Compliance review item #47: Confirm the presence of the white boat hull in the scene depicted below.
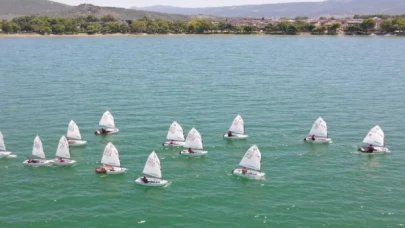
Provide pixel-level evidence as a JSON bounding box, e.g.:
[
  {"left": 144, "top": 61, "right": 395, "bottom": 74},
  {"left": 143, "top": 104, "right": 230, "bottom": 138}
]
[
  {"left": 52, "top": 159, "right": 76, "bottom": 166},
  {"left": 223, "top": 134, "right": 248, "bottom": 139},
  {"left": 304, "top": 137, "right": 332, "bottom": 144},
  {"left": 0, "top": 151, "right": 13, "bottom": 158},
  {"left": 135, "top": 177, "right": 169, "bottom": 187},
  {"left": 95, "top": 166, "right": 127, "bottom": 174},
  {"left": 180, "top": 150, "right": 208, "bottom": 157},
  {"left": 358, "top": 146, "right": 390, "bottom": 154},
  {"left": 68, "top": 139, "right": 87, "bottom": 147},
  {"left": 95, "top": 128, "right": 119, "bottom": 135},
  {"left": 232, "top": 168, "right": 265, "bottom": 180},
  {"left": 23, "top": 159, "right": 52, "bottom": 166},
  {"left": 162, "top": 141, "right": 185, "bottom": 147}
]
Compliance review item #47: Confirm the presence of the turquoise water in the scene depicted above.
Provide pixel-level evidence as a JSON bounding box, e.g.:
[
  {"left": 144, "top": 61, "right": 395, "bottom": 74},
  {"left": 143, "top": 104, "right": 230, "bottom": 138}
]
[{"left": 0, "top": 36, "right": 404, "bottom": 227}]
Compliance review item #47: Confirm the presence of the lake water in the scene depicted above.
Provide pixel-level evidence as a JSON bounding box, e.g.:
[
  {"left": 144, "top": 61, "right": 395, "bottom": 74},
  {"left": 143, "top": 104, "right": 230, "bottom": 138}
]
[{"left": 0, "top": 36, "right": 404, "bottom": 228}]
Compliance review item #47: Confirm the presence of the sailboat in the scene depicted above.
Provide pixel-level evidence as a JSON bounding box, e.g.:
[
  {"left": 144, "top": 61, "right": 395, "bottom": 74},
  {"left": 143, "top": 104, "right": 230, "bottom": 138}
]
[
  {"left": 180, "top": 128, "right": 208, "bottom": 157},
  {"left": 22, "top": 135, "right": 52, "bottom": 166},
  {"left": 95, "top": 142, "right": 127, "bottom": 174},
  {"left": 67, "top": 120, "right": 87, "bottom": 146},
  {"left": 162, "top": 121, "right": 185, "bottom": 147},
  {"left": 232, "top": 145, "right": 265, "bottom": 180},
  {"left": 0, "top": 131, "right": 16, "bottom": 158},
  {"left": 95, "top": 111, "right": 119, "bottom": 135},
  {"left": 304, "top": 117, "right": 332, "bottom": 143},
  {"left": 223, "top": 115, "right": 248, "bottom": 139},
  {"left": 135, "top": 151, "right": 169, "bottom": 187},
  {"left": 52, "top": 136, "right": 76, "bottom": 166},
  {"left": 358, "top": 125, "right": 389, "bottom": 153}
]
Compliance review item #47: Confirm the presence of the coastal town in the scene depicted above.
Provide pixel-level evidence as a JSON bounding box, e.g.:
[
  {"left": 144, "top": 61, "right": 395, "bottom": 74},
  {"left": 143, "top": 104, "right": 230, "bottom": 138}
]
[{"left": 1, "top": 10, "right": 405, "bottom": 36}]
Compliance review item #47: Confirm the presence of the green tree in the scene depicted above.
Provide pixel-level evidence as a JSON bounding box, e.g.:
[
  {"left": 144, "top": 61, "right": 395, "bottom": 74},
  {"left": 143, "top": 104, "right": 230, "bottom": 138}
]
[
  {"left": 380, "top": 20, "right": 394, "bottom": 32},
  {"left": 101, "top": 15, "right": 116, "bottom": 23},
  {"left": 218, "top": 21, "right": 228, "bottom": 32},
  {"left": 86, "top": 15, "right": 99, "bottom": 22},
  {"left": 295, "top": 16, "right": 309, "bottom": 21},
  {"left": 86, "top": 24, "right": 99, "bottom": 34},
  {"left": 130, "top": 20, "right": 147, "bottom": 33},
  {"left": 120, "top": 24, "right": 130, "bottom": 33},
  {"left": 276, "top": 21, "right": 289, "bottom": 33},
  {"left": 30, "top": 16, "right": 51, "bottom": 34},
  {"left": 233, "top": 25, "right": 243, "bottom": 33},
  {"left": 360, "top": 18, "right": 376, "bottom": 33},
  {"left": 393, "top": 18, "right": 405, "bottom": 33},
  {"left": 345, "top": 24, "right": 361, "bottom": 33},
  {"left": 243, "top": 26, "right": 254, "bottom": 33},
  {"left": 328, "top": 22, "right": 341, "bottom": 34},
  {"left": 52, "top": 23, "right": 65, "bottom": 34},
  {"left": 287, "top": 24, "right": 298, "bottom": 34},
  {"left": 312, "top": 26, "right": 326, "bottom": 34},
  {"left": 1, "top": 21, "right": 21, "bottom": 33},
  {"left": 169, "top": 20, "right": 187, "bottom": 33},
  {"left": 264, "top": 23, "right": 275, "bottom": 33},
  {"left": 64, "top": 18, "right": 79, "bottom": 34},
  {"left": 12, "top": 16, "right": 35, "bottom": 32}
]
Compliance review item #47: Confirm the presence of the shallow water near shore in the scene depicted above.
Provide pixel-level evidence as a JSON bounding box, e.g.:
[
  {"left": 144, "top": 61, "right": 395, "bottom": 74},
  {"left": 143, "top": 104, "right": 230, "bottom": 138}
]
[{"left": 0, "top": 36, "right": 404, "bottom": 227}]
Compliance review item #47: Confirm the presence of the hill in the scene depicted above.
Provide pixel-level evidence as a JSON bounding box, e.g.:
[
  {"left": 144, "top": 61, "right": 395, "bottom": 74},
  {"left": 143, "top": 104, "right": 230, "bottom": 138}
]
[
  {"left": 136, "top": 0, "right": 405, "bottom": 18},
  {"left": 0, "top": 0, "right": 189, "bottom": 20}
]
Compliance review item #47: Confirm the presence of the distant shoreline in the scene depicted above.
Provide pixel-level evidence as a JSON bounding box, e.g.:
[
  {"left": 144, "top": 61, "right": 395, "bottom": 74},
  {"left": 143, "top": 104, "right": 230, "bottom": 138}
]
[{"left": 0, "top": 33, "right": 400, "bottom": 38}]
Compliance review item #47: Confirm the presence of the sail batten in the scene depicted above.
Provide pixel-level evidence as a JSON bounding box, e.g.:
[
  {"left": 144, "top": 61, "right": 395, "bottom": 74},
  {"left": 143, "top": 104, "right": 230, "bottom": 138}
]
[
  {"left": 101, "top": 142, "right": 121, "bottom": 167},
  {"left": 56, "top": 136, "right": 70, "bottom": 159},
  {"left": 166, "top": 121, "right": 185, "bottom": 141},
  {"left": 308, "top": 117, "right": 328, "bottom": 138},
  {"left": 183, "top": 128, "right": 203, "bottom": 150},
  {"left": 362, "top": 125, "right": 384, "bottom": 147},
  {"left": 99, "top": 111, "right": 115, "bottom": 128},
  {"left": 229, "top": 115, "right": 245, "bottom": 134},
  {"left": 32, "top": 135, "right": 46, "bottom": 159},
  {"left": 67, "top": 120, "right": 82, "bottom": 140}
]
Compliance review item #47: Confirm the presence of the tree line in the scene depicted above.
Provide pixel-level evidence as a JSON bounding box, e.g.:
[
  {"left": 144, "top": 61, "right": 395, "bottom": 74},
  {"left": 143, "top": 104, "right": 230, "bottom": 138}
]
[{"left": 1, "top": 15, "right": 405, "bottom": 35}]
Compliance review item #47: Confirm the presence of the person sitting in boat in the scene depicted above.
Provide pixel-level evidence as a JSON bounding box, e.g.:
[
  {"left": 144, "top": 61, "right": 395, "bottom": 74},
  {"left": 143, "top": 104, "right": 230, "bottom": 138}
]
[
  {"left": 242, "top": 167, "right": 247, "bottom": 174},
  {"left": 28, "top": 159, "right": 38, "bottom": 163},
  {"left": 228, "top": 131, "right": 233, "bottom": 137},
  {"left": 142, "top": 176, "right": 148, "bottom": 183},
  {"left": 188, "top": 148, "right": 194, "bottom": 153},
  {"left": 367, "top": 145, "right": 374, "bottom": 153},
  {"left": 110, "top": 167, "right": 115, "bottom": 171},
  {"left": 169, "top": 140, "right": 174, "bottom": 145},
  {"left": 311, "top": 135, "right": 315, "bottom": 141},
  {"left": 58, "top": 157, "right": 64, "bottom": 162}
]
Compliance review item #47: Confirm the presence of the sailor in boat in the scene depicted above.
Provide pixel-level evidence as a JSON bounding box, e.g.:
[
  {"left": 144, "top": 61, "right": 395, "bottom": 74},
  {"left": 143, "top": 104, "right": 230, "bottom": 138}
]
[
  {"left": 58, "top": 157, "right": 65, "bottom": 163},
  {"left": 95, "top": 128, "right": 110, "bottom": 135},
  {"left": 27, "top": 159, "right": 38, "bottom": 163},
  {"left": 142, "top": 176, "right": 149, "bottom": 183},
  {"left": 242, "top": 167, "right": 247, "bottom": 174},
  {"left": 188, "top": 148, "right": 194, "bottom": 153},
  {"left": 311, "top": 135, "right": 315, "bottom": 141},
  {"left": 169, "top": 140, "right": 174, "bottom": 145},
  {"left": 227, "top": 131, "right": 233, "bottom": 137},
  {"left": 366, "top": 144, "right": 374, "bottom": 153}
]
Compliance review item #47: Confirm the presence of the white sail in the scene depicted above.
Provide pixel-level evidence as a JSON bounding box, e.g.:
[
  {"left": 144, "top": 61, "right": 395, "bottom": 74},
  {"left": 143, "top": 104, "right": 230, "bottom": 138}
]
[
  {"left": 56, "top": 136, "right": 70, "bottom": 159},
  {"left": 142, "top": 151, "right": 162, "bottom": 178},
  {"left": 99, "top": 111, "right": 115, "bottom": 128},
  {"left": 308, "top": 117, "right": 328, "bottom": 138},
  {"left": 67, "top": 120, "right": 82, "bottom": 140},
  {"left": 183, "top": 128, "right": 203, "bottom": 150},
  {"left": 362, "top": 125, "right": 384, "bottom": 147},
  {"left": 239, "top": 145, "right": 262, "bottom": 171},
  {"left": 101, "top": 142, "right": 121, "bottom": 167},
  {"left": 32, "top": 135, "right": 46, "bottom": 159},
  {"left": 228, "top": 115, "right": 245, "bottom": 134},
  {"left": 166, "top": 121, "right": 185, "bottom": 141},
  {"left": 0, "top": 131, "right": 5, "bottom": 151}
]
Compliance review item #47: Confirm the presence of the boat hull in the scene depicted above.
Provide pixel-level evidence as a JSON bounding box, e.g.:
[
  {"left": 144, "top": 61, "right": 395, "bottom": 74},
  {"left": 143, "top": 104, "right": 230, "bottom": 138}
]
[
  {"left": 304, "top": 137, "right": 332, "bottom": 144},
  {"left": 135, "top": 177, "right": 168, "bottom": 187},
  {"left": 23, "top": 159, "right": 52, "bottom": 166},
  {"left": 95, "top": 166, "right": 127, "bottom": 174},
  {"left": 358, "top": 146, "right": 389, "bottom": 154},
  {"left": 0, "top": 151, "right": 12, "bottom": 158},
  {"left": 232, "top": 169, "right": 265, "bottom": 180},
  {"left": 162, "top": 141, "right": 185, "bottom": 147},
  {"left": 95, "top": 128, "right": 119, "bottom": 135},
  {"left": 223, "top": 134, "right": 248, "bottom": 139},
  {"left": 179, "top": 150, "right": 208, "bottom": 157},
  {"left": 68, "top": 139, "right": 87, "bottom": 147},
  {"left": 52, "top": 159, "right": 76, "bottom": 166}
]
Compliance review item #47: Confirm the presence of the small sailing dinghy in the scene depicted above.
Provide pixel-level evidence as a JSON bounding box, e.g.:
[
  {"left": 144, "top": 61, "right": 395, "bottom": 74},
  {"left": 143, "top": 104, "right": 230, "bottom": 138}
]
[
  {"left": 52, "top": 136, "right": 76, "bottom": 166},
  {"left": 135, "top": 151, "right": 169, "bottom": 187},
  {"left": 223, "top": 115, "right": 248, "bottom": 139},
  {"left": 95, "top": 111, "right": 119, "bottom": 135},
  {"left": 358, "top": 125, "right": 389, "bottom": 153},
  {"left": 232, "top": 145, "right": 265, "bottom": 180},
  {"left": 95, "top": 142, "right": 127, "bottom": 174},
  {"left": 67, "top": 120, "right": 87, "bottom": 146},
  {"left": 304, "top": 117, "right": 332, "bottom": 143},
  {"left": 0, "top": 131, "right": 16, "bottom": 158},
  {"left": 23, "top": 135, "right": 52, "bottom": 166},
  {"left": 162, "top": 121, "right": 186, "bottom": 147},
  {"left": 180, "top": 128, "right": 208, "bottom": 157}
]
